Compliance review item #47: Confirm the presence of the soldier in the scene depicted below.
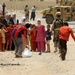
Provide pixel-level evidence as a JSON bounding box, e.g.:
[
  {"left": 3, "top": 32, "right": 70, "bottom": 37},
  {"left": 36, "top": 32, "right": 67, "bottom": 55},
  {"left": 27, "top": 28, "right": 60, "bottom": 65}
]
[{"left": 52, "top": 12, "right": 63, "bottom": 53}]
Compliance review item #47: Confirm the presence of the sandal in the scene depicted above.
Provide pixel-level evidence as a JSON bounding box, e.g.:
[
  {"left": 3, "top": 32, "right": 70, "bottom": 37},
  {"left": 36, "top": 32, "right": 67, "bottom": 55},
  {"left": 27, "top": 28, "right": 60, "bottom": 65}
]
[
  {"left": 54, "top": 50, "right": 57, "bottom": 53},
  {"left": 15, "top": 53, "right": 22, "bottom": 58},
  {"left": 39, "top": 52, "right": 42, "bottom": 55}
]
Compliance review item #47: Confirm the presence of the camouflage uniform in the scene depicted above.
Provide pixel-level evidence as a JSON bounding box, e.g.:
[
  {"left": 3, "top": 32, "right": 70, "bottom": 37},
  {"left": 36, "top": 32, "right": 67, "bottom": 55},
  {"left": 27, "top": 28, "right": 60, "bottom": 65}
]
[
  {"left": 72, "top": 11, "right": 75, "bottom": 21},
  {"left": 52, "top": 16, "right": 63, "bottom": 52}
]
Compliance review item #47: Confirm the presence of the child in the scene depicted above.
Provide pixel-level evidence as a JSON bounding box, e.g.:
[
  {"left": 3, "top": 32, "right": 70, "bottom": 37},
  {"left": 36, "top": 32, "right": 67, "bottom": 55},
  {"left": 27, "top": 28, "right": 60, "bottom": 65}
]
[
  {"left": 12, "top": 23, "right": 30, "bottom": 58},
  {"left": 12, "top": 24, "right": 27, "bottom": 57},
  {"left": 59, "top": 22, "right": 75, "bottom": 60},
  {"left": 0, "top": 24, "right": 7, "bottom": 51},
  {"left": 36, "top": 19, "right": 46, "bottom": 55},
  {"left": 30, "top": 24, "right": 37, "bottom": 51},
  {"left": 46, "top": 25, "right": 51, "bottom": 53},
  {"left": 6, "top": 22, "right": 14, "bottom": 50}
]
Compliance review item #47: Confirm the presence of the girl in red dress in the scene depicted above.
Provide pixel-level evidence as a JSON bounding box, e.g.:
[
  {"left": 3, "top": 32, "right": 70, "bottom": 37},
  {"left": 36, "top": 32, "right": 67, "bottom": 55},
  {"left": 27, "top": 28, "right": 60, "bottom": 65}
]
[
  {"left": 6, "top": 22, "right": 14, "bottom": 50},
  {"left": 30, "top": 25, "right": 37, "bottom": 51}
]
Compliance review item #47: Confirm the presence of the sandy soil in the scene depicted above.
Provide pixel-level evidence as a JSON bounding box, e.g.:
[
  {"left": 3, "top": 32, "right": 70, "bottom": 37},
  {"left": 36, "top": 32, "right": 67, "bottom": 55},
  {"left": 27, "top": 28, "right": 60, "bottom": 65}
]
[
  {"left": 0, "top": 37, "right": 75, "bottom": 75},
  {"left": 0, "top": 10, "right": 75, "bottom": 75}
]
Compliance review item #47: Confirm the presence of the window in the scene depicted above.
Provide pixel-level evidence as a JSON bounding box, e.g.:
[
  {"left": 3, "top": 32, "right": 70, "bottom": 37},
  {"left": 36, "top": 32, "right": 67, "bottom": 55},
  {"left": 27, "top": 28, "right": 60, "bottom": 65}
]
[{"left": 57, "top": 9, "right": 60, "bottom": 12}]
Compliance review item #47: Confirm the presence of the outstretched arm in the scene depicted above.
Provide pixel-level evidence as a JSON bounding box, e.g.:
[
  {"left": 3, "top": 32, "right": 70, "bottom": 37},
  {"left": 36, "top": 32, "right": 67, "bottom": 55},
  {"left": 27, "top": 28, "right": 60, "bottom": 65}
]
[{"left": 70, "top": 28, "right": 75, "bottom": 41}]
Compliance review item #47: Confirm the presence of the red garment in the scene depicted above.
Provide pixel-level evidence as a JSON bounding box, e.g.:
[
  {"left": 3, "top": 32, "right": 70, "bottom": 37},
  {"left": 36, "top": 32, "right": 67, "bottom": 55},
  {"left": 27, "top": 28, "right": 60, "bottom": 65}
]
[
  {"left": 13, "top": 25, "right": 27, "bottom": 38},
  {"left": 37, "top": 41, "right": 45, "bottom": 52},
  {"left": 30, "top": 29, "right": 37, "bottom": 51},
  {"left": 6, "top": 27, "right": 14, "bottom": 42},
  {"left": 31, "top": 42, "right": 36, "bottom": 51},
  {"left": 23, "top": 30, "right": 27, "bottom": 38},
  {"left": 0, "top": 33, "right": 2, "bottom": 43},
  {"left": 59, "top": 26, "right": 75, "bottom": 41},
  {"left": 30, "top": 29, "right": 37, "bottom": 42},
  {"left": 36, "top": 25, "right": 46, "bottom": 42}
]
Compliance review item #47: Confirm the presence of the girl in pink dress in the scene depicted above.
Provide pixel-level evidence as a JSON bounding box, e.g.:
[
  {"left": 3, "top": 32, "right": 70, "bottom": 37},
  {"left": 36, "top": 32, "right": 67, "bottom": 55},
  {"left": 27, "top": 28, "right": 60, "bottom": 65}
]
[{"left": 36, "top": 19, "right": 46, "bottom": 55}]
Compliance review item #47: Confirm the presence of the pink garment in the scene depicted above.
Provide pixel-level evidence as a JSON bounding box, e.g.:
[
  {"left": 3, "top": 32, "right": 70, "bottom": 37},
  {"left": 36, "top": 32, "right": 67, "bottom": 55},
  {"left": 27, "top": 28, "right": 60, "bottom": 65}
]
[
  {"left": 36, "top": 25, "right": 45, "bottom": 42},
  {"left": 36, "top": 25, "right": 46, "bottom": 51},
  {"left": 37, "top": 42, "right": 45, "bottom": 52}
]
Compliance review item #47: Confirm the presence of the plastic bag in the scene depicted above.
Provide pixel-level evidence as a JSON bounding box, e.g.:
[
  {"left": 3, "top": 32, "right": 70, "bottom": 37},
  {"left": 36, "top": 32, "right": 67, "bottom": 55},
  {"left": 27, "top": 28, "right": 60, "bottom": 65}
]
[{"left": 22, "top": 48, "right": 32, "bottom": 58}]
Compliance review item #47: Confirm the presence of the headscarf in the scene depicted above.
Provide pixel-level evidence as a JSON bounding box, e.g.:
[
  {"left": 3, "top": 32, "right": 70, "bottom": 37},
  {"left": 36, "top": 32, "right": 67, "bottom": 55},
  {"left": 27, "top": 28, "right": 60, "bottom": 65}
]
[
  {"left": 12, "top": 13, "right": 16, "bottom": 18},
  {"left": 21, "top": 17, "right": 26, "bottom": 25},
  {"left": 37, "top": 18, "right": 41, "bottom": 22}
]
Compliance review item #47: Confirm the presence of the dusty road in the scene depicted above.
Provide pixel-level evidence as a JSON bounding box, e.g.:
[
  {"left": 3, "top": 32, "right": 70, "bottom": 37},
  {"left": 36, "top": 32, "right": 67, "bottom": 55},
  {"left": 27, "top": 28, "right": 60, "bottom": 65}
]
[{"left": 0, "top": 37, "right": 75, "bottom": 75}]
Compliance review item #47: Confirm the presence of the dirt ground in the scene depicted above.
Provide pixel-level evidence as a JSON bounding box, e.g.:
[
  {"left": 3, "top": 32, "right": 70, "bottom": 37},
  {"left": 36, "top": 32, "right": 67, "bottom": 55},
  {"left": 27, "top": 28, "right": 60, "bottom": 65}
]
[{"left": 0, "top": 10, "right": 75, "bottom": 75}]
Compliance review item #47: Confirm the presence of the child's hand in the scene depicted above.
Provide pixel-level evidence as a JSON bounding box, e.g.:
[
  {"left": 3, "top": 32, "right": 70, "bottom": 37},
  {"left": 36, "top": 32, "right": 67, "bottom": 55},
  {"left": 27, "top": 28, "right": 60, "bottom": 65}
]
[
  {"left": 26, "top": 45, "right": 29, "bottom": 49},
  {"left": 46, "top": 35, "right": 49, "bottom": 37}
]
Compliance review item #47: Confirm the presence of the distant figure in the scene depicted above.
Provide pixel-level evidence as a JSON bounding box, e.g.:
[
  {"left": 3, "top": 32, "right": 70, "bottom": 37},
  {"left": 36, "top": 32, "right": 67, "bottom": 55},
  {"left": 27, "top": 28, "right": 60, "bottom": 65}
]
[
  {"left": 30, "top": 6, "right": 36, "bottom": 21},
  {"left": 0, "top": 15, "right": 8, "bottom": 27},
  {"left": 5, "top": 13, "right": 14, "bottom": 25},
  {"left": 24, "top": 5, "right": 29, "bottom": 22},
  {"left": 11, "top": 13, "right": 19, "bottom": 24}
]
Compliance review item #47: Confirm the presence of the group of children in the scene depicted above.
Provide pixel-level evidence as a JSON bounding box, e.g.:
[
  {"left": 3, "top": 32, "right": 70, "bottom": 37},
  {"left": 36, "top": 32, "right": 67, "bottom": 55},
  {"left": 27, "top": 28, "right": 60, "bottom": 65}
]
[
  {"left": 0, "top": 16, "right": 52, "bottom": 56},
  {"left": 29, "top": 19, "right": 52, "bottom": 55},
  {"left": 0, "top": 13, "right": 75, "bottom": 60},
  {"left": 0, "top": 22, "right": 14, "bottom": 51}
]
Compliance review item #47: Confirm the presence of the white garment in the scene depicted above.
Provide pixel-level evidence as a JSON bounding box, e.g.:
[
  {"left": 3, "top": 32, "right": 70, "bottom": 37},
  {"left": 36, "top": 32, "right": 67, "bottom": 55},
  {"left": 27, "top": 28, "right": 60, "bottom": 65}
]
[
  {"left": 12, "top": 13, "right": 18, "bottom": 24},
  {"left": 21, "top": 22, "right": 26, "bottom": 25},
  {"left": 21, "top": 17, "right": 26, "bottom": 25},
  {"left": 12, "top": 13, "right": 16, "bottom": 17},
  {"left": 13, "top": 18, "right": 17, "bottom": 24},
  {"left": 32, "top": 6, "right": 35, "bottom": 12}
]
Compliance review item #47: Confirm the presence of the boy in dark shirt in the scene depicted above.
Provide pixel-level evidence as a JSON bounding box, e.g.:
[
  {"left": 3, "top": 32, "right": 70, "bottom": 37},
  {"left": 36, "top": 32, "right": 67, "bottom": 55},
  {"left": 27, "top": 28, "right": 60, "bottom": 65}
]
[{"left": 46, "top": 25, "right": 52, "bottom": 53}]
